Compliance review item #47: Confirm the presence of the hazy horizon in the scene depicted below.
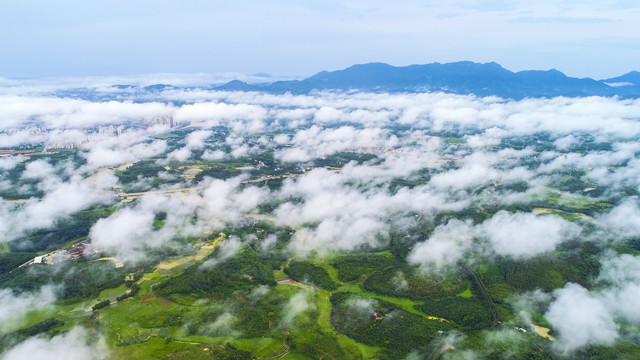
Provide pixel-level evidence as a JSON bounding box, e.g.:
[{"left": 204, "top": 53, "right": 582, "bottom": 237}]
[{"left": 1, "top": 1, "right": 639, "bottom": 79}]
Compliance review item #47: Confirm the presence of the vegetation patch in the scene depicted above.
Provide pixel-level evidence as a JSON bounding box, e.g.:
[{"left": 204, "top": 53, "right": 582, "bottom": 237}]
[{"left": 284, "top": 260, "right": 338, "bottom": 290}]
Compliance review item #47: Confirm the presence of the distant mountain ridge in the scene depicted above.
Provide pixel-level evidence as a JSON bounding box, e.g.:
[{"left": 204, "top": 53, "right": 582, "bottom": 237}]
[{"left": 213, "top": 61, "right": 640, "bottom": 99}]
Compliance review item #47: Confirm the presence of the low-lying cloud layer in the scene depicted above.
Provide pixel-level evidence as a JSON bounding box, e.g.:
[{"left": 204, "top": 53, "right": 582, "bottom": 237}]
[
  {"left": 0, "top": 286, "right": 57, "bottom": 333},
  {"left": 3, "top": 84, "right": 640, "bottom": 355},
  {"left": 2, "top": 326, "right": 108, "bottom": 360},
  {"left": 3, "top": 88, "right": 639, "bottom": 259}
]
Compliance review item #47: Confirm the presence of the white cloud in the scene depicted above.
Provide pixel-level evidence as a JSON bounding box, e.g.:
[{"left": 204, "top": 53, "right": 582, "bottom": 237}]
[
  {"left": 1, "top": 176, "right": 114, "bottom": 242},
  {"left": 545, "top": 283, "right": 618, "bottom": 352},
  {"left": 81, "top": 139, "right": 167, "bottom": 170},
  {"left": 87, "top": 176, "right": 268, "bottom": 261},
  {"left": 201, "top": 236, "right": 243, "bottom": 267},
  {"left": 596, "top": 254, "right": 640, "bottom": 323},
  {"left": 173, "top": 102, "right": 266, "bottom": 131},
  {"left": 280, "top": 291, "right": 316, "bottom": 327},
  {"left": 553, "top": 135, "right": 578, "bottom": 150},
  {"left": 167, "top": 147, "right": 192, "bottom": 162},
  {"left": 1, "top": 326, "right": 108, "bottom": 360},
  {"left": 598, "top": 197, "right": 640, "bottom": 238},
  {"left": 479, "top": 211, "right": 580, "bottom": 257},
  {"left": 409, "top": 219, "right": 474, "bottom": 270},
  {"left": 21, "top": 159, "right": 56, "bottom": 180},
  {"left": 168, "top": 130, "right": 213, "bottom": 161},
  {"left": 464, "top": 128, "right": 504, "bottom": 148},
  {"left": 0, "top": 286, "right": 57, "bottom": 333},
  {"left": 200, "top": 312, "right": 241, "bottom": 338},
  {"left": 89, "top": 204, "right": 157, "bottom": 260},
  {"left": 0, "top": 95, "right": 172, "bottom": 131},
  {"left": 275, "top": 125, "right": 393, "bottom": 162},
  {"left": 345, "top": 297, "right": 377, "bottom": 320},
  {"left": 201, "top": 149, "right": 225, "bottom": 161},
  {"left": 0, "top": 155, "right": 24, "bottom": 170}
]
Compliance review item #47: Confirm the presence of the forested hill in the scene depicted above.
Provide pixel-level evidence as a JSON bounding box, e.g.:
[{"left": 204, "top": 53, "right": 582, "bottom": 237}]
[{"left": 216, "top": 61, "right": 640, "bottom": 99}]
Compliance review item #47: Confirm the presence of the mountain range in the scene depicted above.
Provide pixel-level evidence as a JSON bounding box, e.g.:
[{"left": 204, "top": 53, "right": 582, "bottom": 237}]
[{"left": 213, "top": 61, "right": 640, "bottom": 99}]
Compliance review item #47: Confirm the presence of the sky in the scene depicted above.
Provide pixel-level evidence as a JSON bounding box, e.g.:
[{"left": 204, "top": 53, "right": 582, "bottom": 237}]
[{"left": 1, "top": 0, "right": 639, "bottom": 80}]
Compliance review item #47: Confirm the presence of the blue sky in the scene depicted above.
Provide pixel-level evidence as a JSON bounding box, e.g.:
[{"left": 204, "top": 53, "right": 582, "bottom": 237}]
[{"left": 1, "top": 1, "right": 638, "bottom": 79}]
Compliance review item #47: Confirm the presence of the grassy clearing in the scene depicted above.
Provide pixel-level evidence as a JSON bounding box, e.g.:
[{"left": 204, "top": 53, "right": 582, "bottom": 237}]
[
  {"left": 338, "top": 285, "right": 418, "bottom": 307},
  {"left": 443, "top": 137, "right": 467, "bottom": 144},
  {"left": 336, "top": 285, "right": 449, "bottom": 322},
  {"left": 110, "top": 337, "right": 196, "bottom": 359},
  {"left": 177, "top": 335, "right": 218, "bottom": 344},
  {"left": 100, "top": 299, "right": 179, "bottom": 344},
  {"left": 275, "top": 281, "right": 381, "bottom": 359},
  {"left": 538, "top": 208, "right": 585, "bottom": 222},
  {"left": 186, "top": 336, "right": 286, "bottom": 356},
  {"left": 240, "top": 337, "right": 283, "bottom": 357},
  {"left": 59, "top": 236, "right": 88, "bottom": 250},
  {"left": 153, "top": 133, "right": 181, "bottom": 139},
  {"left": 312, "top": 260, "right": 344, "bottom": 286},
  {"left": 281, "top": 353, "right": 314, "bottom": 360},
  {"left": 457, "top": 282, "right": 473, "bottom": 298},
  {"left": 2, "top": 308, "right": 57, "bottom": 334},
  {"left": 274, "top": 269, "right": 288, "bottom": 279},
  {"left": 275, "top": 284, "right": 299, "bottom": 293},
  {"left": 151, "top": 234, "right": 224, "bottom": 275},
  {"left": 315, "top": 289, "right": 381, "bottom": 359},
  {"left": 322, "top": 264, "right": 343, "bottom": 285},
  {"left": 98, "top": 284, "right": 127, "bottom": 299},
  {"left": 315, "top": 290, "right": 333, "bottom": 334},
  {"left": 538, "top": 188, "right": 611, "bottom": 210}
]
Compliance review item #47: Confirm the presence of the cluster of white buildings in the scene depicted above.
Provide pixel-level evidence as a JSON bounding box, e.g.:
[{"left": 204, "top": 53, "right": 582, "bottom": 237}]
[
  {"left": 149, "top": 115, "right": 179, "bottom": 128},
  {"left": 98, "top": 124, "right": 126, "bottom": 136}
]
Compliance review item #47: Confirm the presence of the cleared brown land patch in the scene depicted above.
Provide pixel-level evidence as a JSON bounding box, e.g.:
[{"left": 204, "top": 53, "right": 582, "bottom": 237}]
[
  {"left": 158, "top": 297, "right": 174, "bottom": 307},
  {"left": 141, "top": 294, "right": 156, "bottom": 302}
]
